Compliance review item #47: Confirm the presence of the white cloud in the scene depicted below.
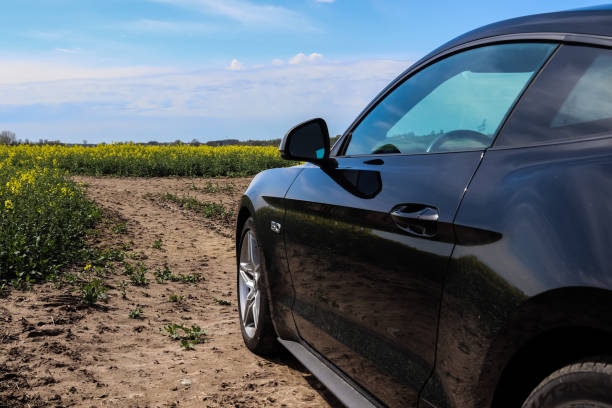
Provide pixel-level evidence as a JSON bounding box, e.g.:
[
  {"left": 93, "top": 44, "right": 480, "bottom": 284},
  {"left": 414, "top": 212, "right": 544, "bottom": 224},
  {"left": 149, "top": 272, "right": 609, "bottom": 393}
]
[
  {"left": 149, "top": 0, "right": 313, "bottom": 30},
  {"left": 0, "top": 57, "right": 410, "bottom": 141},
  {"left": 22, "top": 30, "right": 70, "bottom": 41},
  {"left": 0, "top": 60, "right": 173, "bottom": 84},
  {"left": 316, "top": 0, "right": 335, "bottom": 3},
  {"left": 55, "top": 48, "right": 81, "bottom": 54},
  {"left": 289, "top": 52, "right": 323, "bottom": 65},
  {"left": 227, "top": 59, "right": 245, "bottom": 71},
  {"left": 117, "top": 19, "right": 220, "bottom": 35},
  {"left": 271, "top": 58, "right": 284, "bottom": 66}
]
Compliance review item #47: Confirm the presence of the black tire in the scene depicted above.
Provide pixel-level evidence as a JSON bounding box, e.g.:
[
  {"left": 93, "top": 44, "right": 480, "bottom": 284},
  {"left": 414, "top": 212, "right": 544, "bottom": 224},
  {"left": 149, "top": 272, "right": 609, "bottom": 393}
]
[
  {"left": 237, "top": 217, "right": 278, "bottom": 356},
  {"left": 522, "top": 358, "right": 612, "bottom": 408}
]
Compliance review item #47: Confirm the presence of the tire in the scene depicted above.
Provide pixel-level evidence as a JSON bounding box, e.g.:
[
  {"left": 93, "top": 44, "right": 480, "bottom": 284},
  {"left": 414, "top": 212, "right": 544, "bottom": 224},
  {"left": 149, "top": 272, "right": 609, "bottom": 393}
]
[
  {"left": 236, "top": 217, "right": 278, "bottom": 355},
  {"left": 522, "top": 358, "right": 612, "bottom": 408}
]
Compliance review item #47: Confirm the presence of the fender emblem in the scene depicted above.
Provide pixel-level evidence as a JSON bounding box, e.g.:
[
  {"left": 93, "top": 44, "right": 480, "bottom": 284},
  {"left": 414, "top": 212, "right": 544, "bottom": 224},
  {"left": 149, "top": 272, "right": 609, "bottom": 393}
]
[{"left": 271, "top": 221, "right": 281, "bottom": 234}]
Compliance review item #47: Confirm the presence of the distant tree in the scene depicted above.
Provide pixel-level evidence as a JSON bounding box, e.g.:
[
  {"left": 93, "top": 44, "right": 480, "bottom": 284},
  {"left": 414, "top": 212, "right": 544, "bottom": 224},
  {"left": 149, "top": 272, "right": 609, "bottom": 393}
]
[
  {"left": 0, "top": 131, "right": 16, "bottom": 145},
  {"left": 330, "top": 134, "right": 341, "bottom": 146},
  {"left": 190, "top": 139, "right": 200, "bottom": 146},
  {"left": 83, "top": 139, "right": 88, "bottom": 146}
]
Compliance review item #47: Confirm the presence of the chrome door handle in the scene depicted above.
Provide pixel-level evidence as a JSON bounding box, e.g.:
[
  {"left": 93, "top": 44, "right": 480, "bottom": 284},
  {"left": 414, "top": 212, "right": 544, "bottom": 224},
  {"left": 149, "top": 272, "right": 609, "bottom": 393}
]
[
  {"left": 391, "top": 206, "right": 439, "bottom": 222},
  {"left": 390, "top": 205, "right": 439, "bottom": 237}
]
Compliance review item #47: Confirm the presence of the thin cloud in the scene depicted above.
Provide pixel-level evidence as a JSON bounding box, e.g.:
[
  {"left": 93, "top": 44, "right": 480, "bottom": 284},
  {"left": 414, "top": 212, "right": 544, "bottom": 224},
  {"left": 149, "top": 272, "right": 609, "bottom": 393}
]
[
  {"left": 0, "top": 60, "right": 173, "bottom": 85},
  {"left": 289, "top": 52, "right": 323, "bottom": 65},
  {"left": 21, "top": 30, "right": 70, "bottom": 41},
  {"left": 149, "top": 0, "right": 315, "bottom": 30},
  {"left": 118, "top": 19, "right": 220, "bottom": 35},
  {"left": 55, "top": 48, "right": 81, "bottom": 54},
  {"left": 316, "top": 0, "right": 335, "bottom": 3},
  {"left": 0, "top": 58, "right": 409, "bottom": 117}
]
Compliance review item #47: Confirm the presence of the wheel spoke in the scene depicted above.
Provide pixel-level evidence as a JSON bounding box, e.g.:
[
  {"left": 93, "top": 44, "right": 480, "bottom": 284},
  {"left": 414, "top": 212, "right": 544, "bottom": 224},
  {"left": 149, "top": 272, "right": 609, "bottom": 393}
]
[
  {"left": 248, "top": 233, "right": 258, "bottom": 266},
  {"left": 252, "top": 291, "right": 260, "bottom": 325},
  {"left": 238, "top": 228, "right": 262, "bottom": 338},
  {"left": 244, "top": 294, "right": 256, "bottom": 326},
  {"left": 239, "top": 264, "right": 254, "bottom": 287}
]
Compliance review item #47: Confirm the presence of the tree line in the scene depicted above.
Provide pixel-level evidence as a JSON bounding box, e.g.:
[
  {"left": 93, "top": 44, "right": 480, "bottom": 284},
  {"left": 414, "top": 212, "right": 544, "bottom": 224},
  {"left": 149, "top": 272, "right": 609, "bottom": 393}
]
[{"left": 0, "top": 131, "right": 341, "bottom": 147}]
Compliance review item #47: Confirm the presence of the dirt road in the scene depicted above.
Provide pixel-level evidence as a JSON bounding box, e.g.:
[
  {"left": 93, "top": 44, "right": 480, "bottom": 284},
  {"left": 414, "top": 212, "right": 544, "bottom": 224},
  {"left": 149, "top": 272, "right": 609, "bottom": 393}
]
[{"left": 0, "top": 177, "right": 340, "bottom": 408}]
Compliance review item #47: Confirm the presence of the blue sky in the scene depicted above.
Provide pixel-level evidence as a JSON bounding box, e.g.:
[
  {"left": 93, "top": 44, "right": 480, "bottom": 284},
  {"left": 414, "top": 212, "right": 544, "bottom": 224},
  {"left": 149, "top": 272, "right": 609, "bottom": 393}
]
[{"left": 0, "top": 0, "right": 603, "bottom": 143}]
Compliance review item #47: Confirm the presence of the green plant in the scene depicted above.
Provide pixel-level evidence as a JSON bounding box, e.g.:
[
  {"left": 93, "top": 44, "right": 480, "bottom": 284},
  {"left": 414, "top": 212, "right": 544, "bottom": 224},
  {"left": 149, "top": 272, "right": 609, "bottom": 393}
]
[
  {"left": 154, "top": 266, "right": 201, "bottom": 284},
  {"left": 201, "top": 181, "right": 235, "bottom": 194},
  {"left": 154, "top": 265, "right": 172, "bottom": 283},
  {"left": 180, "top": 339, "right": 194, "bottom": 350},
  {"left": 75, "top": 278, "right": 109, "bottom": 305},
  {"left": 152, "top": 239, "right": 163, "bottom": 250},
  {"left": 213, "top": 298, "right": 231, "bottom": 306},
  {"left": 111, "top": 222, "right": 128, "bottom": 234},
  {"left": 176, "top": 273, "right": 201, "bottom": 284},
  {"left": 130, "top": 269, "right": 149, "bottom": 287},
  {"left": 160, "top": 193, "right": 230, "bottom": 220},
  {"left": 125, "top": 262, "right": 149, "bottom": 286},
  {"left": 129, "top": 307, "right": 143, "bottom": 319},
  {"left": 162, "top": 323, "right": 207, "bottom": 350},
  {"left": 120, "top": 280, "right": 128, "bottom": 299},
  {"left": 169, "top": 294, "right": 184, "bottom": 303}
]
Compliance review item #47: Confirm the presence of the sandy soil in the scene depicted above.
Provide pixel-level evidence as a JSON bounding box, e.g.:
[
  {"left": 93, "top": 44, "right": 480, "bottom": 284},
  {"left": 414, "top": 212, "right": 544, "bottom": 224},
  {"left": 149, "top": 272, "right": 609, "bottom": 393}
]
[{"left": 0, "top": 177, "right": 341, "bottom": 408}]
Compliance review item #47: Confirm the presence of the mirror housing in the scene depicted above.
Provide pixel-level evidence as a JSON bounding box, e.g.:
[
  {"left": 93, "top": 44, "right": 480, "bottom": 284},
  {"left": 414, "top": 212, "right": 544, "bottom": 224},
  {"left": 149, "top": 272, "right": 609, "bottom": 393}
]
[{"left": 279, "top": 118, "right": 333, "bottom": 166}]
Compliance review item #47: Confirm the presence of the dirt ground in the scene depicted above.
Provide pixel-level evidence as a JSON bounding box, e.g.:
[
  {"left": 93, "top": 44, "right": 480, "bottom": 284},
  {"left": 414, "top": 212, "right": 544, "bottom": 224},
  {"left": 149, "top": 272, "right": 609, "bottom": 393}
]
[{"left": 0, "top": 176, "right": 341, "bottom": 408}]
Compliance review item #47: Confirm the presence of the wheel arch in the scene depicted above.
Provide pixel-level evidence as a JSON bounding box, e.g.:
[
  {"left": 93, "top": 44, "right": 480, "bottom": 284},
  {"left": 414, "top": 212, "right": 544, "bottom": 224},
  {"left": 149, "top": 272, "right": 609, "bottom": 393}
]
[
  {"left": 488, "top": 286, "right": 612, "bottom": 407},
  {"left": 235, "top": 194, "right": 300, "bottom": 341},
  {"left": 236, "top": 201, "right": 253, "bottom": 256}
]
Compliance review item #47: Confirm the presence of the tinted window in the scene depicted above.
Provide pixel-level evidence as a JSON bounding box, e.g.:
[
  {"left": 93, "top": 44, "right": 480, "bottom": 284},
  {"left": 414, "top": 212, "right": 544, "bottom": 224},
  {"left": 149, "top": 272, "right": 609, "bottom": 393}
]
[
  {"left": 497, "top": 45, "right": 612, "bottom": 147},
  {"left": 344, "top": 43, "right": 556, "bottom": 156}
]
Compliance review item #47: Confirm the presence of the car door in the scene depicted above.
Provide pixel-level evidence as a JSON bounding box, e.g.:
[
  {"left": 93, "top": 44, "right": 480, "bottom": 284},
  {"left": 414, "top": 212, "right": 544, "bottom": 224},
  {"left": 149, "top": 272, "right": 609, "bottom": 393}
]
[
  {"left": 425, "top": 43, "right": 612, "bottom": 408},
  {"left": 282, "top": 42, "right": 557, "bottom": 407}
]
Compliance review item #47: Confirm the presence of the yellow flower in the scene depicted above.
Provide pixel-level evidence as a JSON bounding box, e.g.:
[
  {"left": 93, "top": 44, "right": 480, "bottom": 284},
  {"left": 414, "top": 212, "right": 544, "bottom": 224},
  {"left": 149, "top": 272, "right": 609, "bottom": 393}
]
[
  {"left": 4, "top": 200, "right": 13, "bottom": 210},
  {"left": 84, "top": 264, "right": 92, "bottom": 271}
]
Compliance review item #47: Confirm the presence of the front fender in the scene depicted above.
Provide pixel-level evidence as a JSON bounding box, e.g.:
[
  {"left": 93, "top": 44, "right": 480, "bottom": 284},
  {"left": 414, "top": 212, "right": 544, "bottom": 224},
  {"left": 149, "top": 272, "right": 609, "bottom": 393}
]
[{"left": 237, "top": 166, "right": 304, "bottom": 341}]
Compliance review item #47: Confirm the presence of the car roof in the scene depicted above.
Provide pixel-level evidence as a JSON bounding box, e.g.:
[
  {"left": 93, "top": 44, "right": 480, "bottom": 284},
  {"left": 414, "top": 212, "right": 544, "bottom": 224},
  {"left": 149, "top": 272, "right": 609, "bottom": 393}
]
[{"left": 421, "top": 6, "right": 612, "bottom": 63}]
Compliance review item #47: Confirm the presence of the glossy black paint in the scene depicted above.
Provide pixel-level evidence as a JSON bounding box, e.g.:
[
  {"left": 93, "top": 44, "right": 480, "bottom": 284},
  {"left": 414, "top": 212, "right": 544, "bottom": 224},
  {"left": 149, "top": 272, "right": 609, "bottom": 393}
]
[
  {"left": 420, "top": 137, "right": 612, "bottom": 408},
  {"left": 283, "top": 153, "right": 481, "bottom": 407},
  {"left": 237, "top": 7, "right": 612, "bottom": 408},
  {"left": 239, "top": 167, "right": 304, "bottom": 341}
]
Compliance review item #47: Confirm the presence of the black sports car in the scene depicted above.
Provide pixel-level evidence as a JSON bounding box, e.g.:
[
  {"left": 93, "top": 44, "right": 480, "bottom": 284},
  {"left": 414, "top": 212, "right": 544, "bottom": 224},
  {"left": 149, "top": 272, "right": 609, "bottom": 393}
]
[{"left": 236, "top": 6, "right": 612, "bottom": 408}]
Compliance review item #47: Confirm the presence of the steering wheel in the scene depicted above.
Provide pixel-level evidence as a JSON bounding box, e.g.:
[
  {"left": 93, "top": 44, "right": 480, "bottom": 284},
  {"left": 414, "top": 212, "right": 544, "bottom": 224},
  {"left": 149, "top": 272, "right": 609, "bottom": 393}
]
[{"left": 426, "top": 129, "right": 490, "bottom": 153}]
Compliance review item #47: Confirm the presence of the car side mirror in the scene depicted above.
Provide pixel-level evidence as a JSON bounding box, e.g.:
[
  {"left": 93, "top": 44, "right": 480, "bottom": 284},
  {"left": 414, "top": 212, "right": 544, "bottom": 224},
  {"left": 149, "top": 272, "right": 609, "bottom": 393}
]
[{"left": 279, "top": 118, "right": 333, "bottom": 167}]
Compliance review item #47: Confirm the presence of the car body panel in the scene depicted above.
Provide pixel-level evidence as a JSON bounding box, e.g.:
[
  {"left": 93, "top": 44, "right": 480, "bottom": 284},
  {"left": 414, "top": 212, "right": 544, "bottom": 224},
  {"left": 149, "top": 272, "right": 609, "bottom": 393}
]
[
  {"left": 421, "top": 137, "right": 612, "bottom": 407},
  {"left": 282, "top": 152, "right": 483, "bottom": 407},
  {"left": 240, "top": 166, "right": 304, "bottom": 340}
]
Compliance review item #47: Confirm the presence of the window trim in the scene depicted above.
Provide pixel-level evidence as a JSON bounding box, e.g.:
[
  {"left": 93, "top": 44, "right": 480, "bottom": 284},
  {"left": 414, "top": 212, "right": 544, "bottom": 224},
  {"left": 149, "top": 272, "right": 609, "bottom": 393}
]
[
  {"left": 488, "top": 130, "right": 612, "bottom": 151},
  {"left": 333, "top": 32, "right": 612, "bottom": 158},
  {"left": 492, "top": 43, "right": 612, "bottom": 148}
]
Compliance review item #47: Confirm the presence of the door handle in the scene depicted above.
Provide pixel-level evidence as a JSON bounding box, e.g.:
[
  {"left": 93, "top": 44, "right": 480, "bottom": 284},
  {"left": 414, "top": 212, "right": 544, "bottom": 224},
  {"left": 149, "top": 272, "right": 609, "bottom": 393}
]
[{"left": 390, "top": 204, "right": 439, "bottom": 237}]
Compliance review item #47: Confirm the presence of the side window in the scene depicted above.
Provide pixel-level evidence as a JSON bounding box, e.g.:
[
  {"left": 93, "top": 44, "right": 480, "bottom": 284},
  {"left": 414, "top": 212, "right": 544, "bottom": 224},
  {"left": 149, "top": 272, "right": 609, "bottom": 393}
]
[
  {"left": 344, "top": 43, "right": 556, "bottom": 156},
  {"left": 497, "top": 45, "right": 612, "bottom": 147}
]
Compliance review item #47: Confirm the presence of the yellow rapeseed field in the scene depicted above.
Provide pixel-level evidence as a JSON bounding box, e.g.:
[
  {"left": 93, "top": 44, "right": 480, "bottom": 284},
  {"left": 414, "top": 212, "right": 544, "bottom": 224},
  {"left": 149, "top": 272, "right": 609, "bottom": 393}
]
[
  {"left": 0, "top": 142, "right": 290, "bottom": 285},
  {"left": 0, "top": 143, "right": 290, "bottom": 177},
  {"left": 0, "top": 156, "right": 99, "bottom": 284}
]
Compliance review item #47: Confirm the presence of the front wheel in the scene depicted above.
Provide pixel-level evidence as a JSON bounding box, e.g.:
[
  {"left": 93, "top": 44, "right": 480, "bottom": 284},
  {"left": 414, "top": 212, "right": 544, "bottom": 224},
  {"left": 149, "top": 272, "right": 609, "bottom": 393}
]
[
  {"left": 522, "top": 358, "right": 612, "bottom": 407},
  {"left": 237, "top": 217, "right": 278, "bottom": 355}
]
